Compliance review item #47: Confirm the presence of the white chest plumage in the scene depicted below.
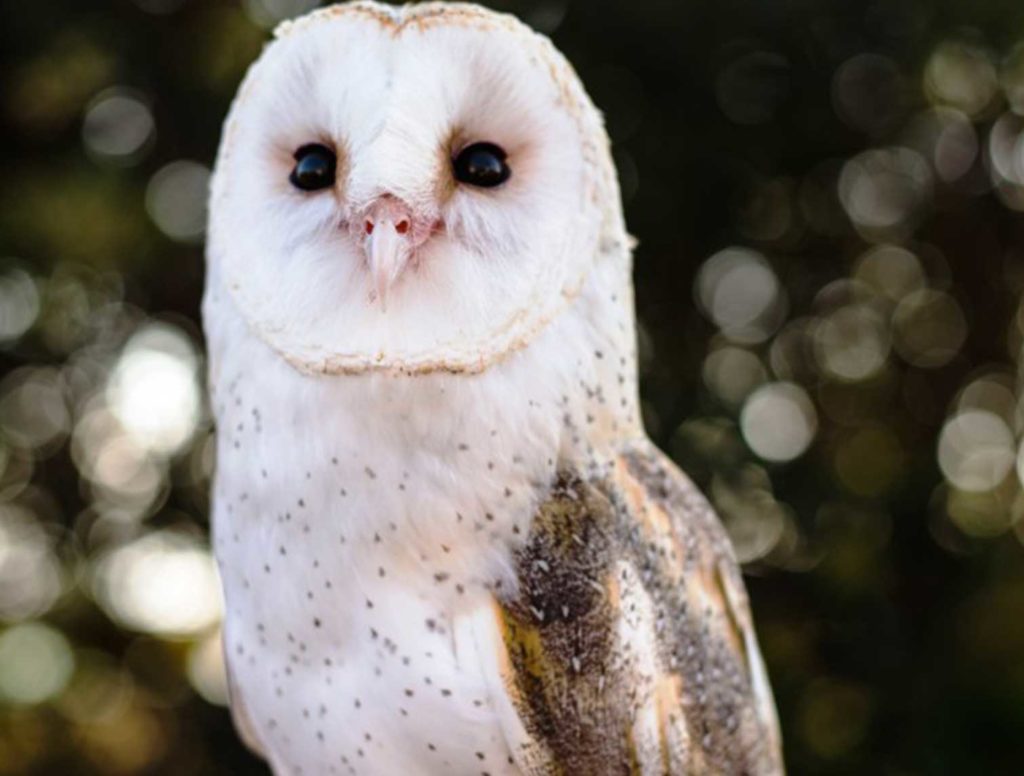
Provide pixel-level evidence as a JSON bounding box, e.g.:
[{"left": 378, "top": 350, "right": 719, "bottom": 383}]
[{"left": 207, "top": 256, "right": 640, "bottom": 775}]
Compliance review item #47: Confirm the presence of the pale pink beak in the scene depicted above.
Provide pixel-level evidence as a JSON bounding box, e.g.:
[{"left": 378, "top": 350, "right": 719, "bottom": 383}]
[{"left": 355, "top": 196, "right": 429, "bottom": 309}]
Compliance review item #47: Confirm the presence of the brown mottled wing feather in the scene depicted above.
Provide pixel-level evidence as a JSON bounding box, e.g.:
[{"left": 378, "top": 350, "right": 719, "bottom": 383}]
[{"left": 479, "top": 442, "right": 783, "bottom": 775}]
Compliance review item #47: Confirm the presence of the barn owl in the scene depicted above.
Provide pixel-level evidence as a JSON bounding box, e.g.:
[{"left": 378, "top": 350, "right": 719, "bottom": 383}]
[{"left": 203, "top": 2, "right": 783, "bottom": 774}]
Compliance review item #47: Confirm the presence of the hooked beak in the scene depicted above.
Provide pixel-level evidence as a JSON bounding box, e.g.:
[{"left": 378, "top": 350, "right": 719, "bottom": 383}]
[{"left": 357, "top": 196, "right": 420, "bottom": 310}]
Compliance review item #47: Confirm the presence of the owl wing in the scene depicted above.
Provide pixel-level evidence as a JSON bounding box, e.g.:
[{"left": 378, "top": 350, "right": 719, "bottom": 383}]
[{"left": 467, "top": 442, "right": 783, "bottom": 775}]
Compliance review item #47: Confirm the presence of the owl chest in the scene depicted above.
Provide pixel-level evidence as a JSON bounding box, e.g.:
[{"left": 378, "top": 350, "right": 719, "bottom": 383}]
[
  {"left": 213, "top": 448, "right": 533, "bottom": 774},
  {"left": 207, "top": 350, "right": 565, "bottom": 772}
]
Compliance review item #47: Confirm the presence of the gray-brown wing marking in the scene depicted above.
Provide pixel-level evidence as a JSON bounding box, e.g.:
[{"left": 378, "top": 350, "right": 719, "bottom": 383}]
[{"left": 488, "top": 443, "right": 783, "bottom": 775}]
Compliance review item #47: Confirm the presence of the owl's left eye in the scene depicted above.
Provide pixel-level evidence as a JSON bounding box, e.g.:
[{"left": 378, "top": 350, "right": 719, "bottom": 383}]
[
  {"left": 453, "top": 142, "right": 511, "bottom": 188},
  {"left": 290, "top": 144, "right": 336, "bottom": 191}
]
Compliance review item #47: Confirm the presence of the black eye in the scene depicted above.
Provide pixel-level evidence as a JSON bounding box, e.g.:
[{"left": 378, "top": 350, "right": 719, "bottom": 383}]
[
  {"left": 452, "top": 142, "right": 511, "bottom": 188},
  {"left": 290, "top": 143, "right": 336, "bottom": 191}
]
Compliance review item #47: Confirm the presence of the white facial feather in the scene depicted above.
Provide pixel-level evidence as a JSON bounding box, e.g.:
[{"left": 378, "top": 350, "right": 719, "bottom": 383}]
[{"left": 208, "top": 1, "right": 626, "bottom": 375}]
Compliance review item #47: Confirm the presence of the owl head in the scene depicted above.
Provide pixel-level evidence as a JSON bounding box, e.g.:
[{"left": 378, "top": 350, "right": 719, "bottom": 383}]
[{"left": 207, "top": 1, "right": 626, "bottom": 375}]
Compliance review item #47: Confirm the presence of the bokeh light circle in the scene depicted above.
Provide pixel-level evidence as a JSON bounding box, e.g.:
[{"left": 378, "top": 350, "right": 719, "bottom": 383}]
[
  {"left": 813, "top": 304, "right": 891, "bottom": 382},
  {"left": 740, "top": 382, "right": 818, "bottom": 462},
  {"left": 924, "top": 41, "right": 999, "bottom": 119},
  {"left": 702, "top": 346, "right": 767, "bottom": 407},
  {"left": 839, "top": 147, "right": 932, "bottom": 239},
  {"left": 145, "top": 161, "right": 211, "bottom": 243},
  {"left": 892, "top": 289, "right": 967, "bottom": 368},
  {"left": 93, "top": 530, "right": 222, "bottom": 638},
  {"left": 0, "top": 622, "right": 75, "bottom": 705},
  {"left": 938, "top": 409, "right": 1016, "bottom": 492},
  {"left": 82, "top": 88, "right": 155, "bottom": 164},
  {"left": 0, "top": 268, "right": 40, "bottom": 345},
  {"left": 107, "top": 324, "right": 202, "bottom": 456},
  {"left": 695, "top": 248, "right": 787, "bottom": 344}
]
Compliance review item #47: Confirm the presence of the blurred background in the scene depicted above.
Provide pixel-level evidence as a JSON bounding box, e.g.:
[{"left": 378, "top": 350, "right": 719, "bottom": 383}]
[{"left": 1, "top": 0, "right": 1024, "bottom": 773}]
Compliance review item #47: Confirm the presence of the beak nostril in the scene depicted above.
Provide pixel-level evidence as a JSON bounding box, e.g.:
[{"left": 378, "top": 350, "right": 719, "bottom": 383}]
[{"left": 395, "top": 219, "right": 410, "bottom": 235}]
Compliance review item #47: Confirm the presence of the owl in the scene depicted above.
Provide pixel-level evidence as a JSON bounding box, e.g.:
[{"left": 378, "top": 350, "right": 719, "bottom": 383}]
[{"left": 202, "top": 2, "right": 783, "bottom": 774}]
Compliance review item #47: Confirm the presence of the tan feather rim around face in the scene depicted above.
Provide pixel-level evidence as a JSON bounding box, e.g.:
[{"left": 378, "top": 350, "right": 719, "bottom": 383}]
[{"left": 210, "top": 1, "right": 628, "bottom": 377}]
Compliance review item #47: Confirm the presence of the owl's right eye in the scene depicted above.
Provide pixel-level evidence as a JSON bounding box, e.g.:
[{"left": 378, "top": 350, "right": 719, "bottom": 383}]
[{"left": 289, "top": 144, "right": 336, "bottom": 191}]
